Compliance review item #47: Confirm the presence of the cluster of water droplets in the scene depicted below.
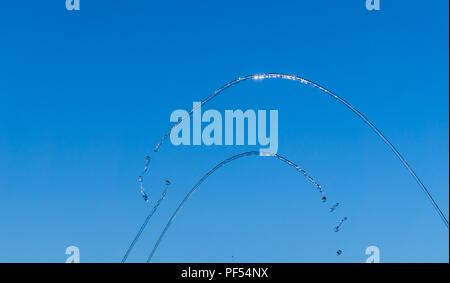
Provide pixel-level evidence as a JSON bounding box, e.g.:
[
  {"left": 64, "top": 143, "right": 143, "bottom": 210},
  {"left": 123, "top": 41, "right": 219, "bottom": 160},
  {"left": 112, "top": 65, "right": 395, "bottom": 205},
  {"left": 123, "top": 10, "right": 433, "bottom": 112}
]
[
  {"left": 279, "top": 155, "right": 348, "bottom": 257},
  {"left": 326, "top": 202, "right": 347, "bottom": 256},
  {"left": 271, "top": 154, "right": 327, "bottom": 203},
  {"left": 326, "top": 201, "right": 347, "bottom": 256},
  {"left": 138, "top": 156, "right": 152, "bottom": 202}
]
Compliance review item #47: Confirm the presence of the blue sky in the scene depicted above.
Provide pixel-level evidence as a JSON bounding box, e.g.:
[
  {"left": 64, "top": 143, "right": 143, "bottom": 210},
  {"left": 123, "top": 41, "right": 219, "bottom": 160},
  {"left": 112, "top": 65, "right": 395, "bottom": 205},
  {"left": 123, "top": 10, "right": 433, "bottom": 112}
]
[{"left": 0, "top": 1, "right": 448, "bottom": 262}]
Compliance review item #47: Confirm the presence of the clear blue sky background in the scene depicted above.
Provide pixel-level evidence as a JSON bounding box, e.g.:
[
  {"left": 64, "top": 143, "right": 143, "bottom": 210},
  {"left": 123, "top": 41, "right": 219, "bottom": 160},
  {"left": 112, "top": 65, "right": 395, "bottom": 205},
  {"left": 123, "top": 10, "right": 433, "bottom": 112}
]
[{"left": 0, "top": 1, "right": 448, "bottom": 263}]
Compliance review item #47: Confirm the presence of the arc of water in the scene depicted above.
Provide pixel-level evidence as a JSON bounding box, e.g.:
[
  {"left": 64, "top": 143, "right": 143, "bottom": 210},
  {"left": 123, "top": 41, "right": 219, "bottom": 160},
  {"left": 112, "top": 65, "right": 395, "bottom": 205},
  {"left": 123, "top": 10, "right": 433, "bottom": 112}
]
[
  {"left": 149, "top": 73, "right": 448, "bottom": 229},
  {"left": 146, "top": 151, "right": 327, "bottom": 262}
]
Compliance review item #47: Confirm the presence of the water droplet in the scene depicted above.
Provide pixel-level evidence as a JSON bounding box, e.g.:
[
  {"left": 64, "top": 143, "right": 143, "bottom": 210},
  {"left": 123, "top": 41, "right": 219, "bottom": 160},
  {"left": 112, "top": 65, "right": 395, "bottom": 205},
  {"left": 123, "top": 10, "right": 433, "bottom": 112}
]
[
  {"left": 143, "top": 156, "right": 151, "bottom": 173},
  {"left": 138, "top": 176, "right": 143, "bottom": 182},
  {"left": 141, "top": 192, "right": 149, "bottom": 202},
  {"left": 336, "top": 250, "right": 343, "bottom": 256},
  {"left": 322, "top": 196, "right": 327, "bottom": 202},
  {"left": 165, "top": 180, "right": 171, "bottom": 186},
  {"left": 334, "top": 217, "right": 348, "bottom": 232},
  {"left": 330, "top": 203, "right": 340, "bottom": 212}
]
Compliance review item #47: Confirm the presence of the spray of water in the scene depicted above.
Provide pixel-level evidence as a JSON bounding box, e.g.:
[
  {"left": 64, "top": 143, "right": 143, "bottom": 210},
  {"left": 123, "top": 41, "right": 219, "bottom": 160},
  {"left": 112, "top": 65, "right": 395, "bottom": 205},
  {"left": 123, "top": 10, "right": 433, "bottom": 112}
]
[
  {"left": 145, "top": 151, "right": 330, "bottom": 263},
  {"left": 122, "top": 180, "right": 171, "bottom": 263},
  {"left": 145, "top": 73, "right": 448, "bottom": 229}
]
